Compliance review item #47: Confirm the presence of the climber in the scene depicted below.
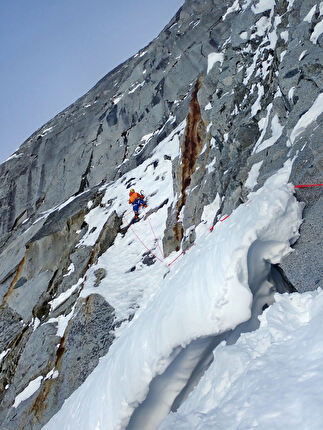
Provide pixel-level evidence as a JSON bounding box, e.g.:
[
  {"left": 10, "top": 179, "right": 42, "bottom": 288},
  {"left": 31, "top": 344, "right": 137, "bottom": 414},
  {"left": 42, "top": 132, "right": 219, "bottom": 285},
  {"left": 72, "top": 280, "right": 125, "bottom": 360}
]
[{"left": 129, "top": 188, "right": 147, "bottom": 219}]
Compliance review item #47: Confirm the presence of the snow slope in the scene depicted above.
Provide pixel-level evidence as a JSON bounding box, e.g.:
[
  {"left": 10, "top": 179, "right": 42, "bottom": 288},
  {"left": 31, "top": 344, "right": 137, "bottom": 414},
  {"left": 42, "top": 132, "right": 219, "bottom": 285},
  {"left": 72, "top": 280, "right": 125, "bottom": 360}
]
[
  {"left": 160, "top": 288, "right": 323, "bottom": 430},
  {"left": 44, "top": 161, "right": 303, "bottom": 430}
]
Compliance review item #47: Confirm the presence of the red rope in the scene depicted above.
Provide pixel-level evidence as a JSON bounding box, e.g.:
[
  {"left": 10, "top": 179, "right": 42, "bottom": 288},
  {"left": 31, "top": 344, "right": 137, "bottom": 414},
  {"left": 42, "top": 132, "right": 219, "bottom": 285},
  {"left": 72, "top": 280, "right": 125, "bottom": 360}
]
[
  {"left": 294, "top": 184, "right": 323, "bottom": 188},
  {"left": 159, "top": 183, "right": 323, "bottom": 264},
  {"left": 167, "top": 244, "right": 196, "bottom": 267},
  {"left": 129, "top": 224, "right": 164, "bottom": 263},
  {"left": 124, "top": 182, "right": 323, "bottom": 268},
  {"left": 167, "top": 251, "right": 185, "bottom": 267},
  {"left": 220, "top": 214, "right": 231, "bottom": 222},
  {"left": 210, "top": 213, "right": 231, "bottom": 232},
  {"left": 124, "top": 212, "right": 164, "bottom": 263},
  {"left": 144, "top": 209, "right": 164, "bottom": 260}
]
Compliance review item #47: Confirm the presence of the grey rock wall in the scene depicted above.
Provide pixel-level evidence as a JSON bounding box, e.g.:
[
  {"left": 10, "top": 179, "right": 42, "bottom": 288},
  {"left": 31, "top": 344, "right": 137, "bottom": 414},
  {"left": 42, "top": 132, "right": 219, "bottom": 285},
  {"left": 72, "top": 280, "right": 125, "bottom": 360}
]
[{"left": 0, "top": 0, "right": 322, "bottom": 428}]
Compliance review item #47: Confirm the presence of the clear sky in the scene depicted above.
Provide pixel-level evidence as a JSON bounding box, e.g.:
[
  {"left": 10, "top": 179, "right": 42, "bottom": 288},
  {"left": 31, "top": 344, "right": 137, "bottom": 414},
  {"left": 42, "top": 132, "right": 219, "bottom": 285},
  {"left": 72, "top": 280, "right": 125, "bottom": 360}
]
[{"left": 0, "top": 0, "right": 184, "bottom": 163}]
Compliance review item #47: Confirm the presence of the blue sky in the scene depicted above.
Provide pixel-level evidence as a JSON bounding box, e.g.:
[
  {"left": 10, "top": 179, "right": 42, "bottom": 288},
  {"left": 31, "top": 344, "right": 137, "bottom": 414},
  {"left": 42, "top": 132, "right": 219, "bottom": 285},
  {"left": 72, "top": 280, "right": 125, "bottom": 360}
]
[{"left": 0, "top": 0, "right": 184, "bottom": 163}]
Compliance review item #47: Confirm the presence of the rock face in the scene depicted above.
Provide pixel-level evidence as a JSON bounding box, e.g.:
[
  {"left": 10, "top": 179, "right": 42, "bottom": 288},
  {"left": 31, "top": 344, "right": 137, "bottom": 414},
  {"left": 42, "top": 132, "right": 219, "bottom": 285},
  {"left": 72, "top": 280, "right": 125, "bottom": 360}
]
[{"left": 0, "top": 0, "right": 322, "bottom": 428}]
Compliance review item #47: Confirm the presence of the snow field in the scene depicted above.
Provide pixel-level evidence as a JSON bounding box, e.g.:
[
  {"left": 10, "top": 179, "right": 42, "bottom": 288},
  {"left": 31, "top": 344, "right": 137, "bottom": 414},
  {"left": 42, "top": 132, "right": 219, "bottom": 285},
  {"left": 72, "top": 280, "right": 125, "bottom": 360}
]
[
  {"left": 160, "top": 288, "right": 323, "bottom": 430},
  {"left": 44, "top": 160, "right": 303, "bottom": 430},
  {"left": 79, "top": 119, "right": 187, "bottom": 324}
]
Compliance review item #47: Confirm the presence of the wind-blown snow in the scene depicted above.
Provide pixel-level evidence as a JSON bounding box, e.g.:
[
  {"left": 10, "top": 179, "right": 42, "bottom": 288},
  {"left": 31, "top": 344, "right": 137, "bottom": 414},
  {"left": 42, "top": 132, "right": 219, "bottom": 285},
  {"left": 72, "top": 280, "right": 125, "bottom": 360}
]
[
  {"left": 288, "top": 86, "right": 295, "bottom": 100},
  {"left": 160, "top": 288, "right": 323, "bottom": 430},
  {"left": 44, "top": 161, "right": 302, "bottom": 430},
  {"left": 252, "top": 103, "right": 273, "bottom": 152},
  {"left": 47, "top": 306, "right": 76, "bottom": 337},
  {"left": 0, "top": 349, "right": 10, "bottom": 365},
  {"left": 299, "top": 50, "right": 307, "bottom": 61},
  {"left": 49, "top": 278, "right": 83, "bottom": 311},
  {"left": 280, "top": 30, "right": 288, "bottom": 42},
  {"left": 63, "top": 263, "right": 75, "bottom": 278},
  {"left": 240, "top": 31, "right": 248, "bottom": 39}
]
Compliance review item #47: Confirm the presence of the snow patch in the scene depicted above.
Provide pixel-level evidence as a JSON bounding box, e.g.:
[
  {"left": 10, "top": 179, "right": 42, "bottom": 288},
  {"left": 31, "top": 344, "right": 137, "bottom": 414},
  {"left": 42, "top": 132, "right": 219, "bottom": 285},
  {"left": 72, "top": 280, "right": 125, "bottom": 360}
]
[
  {"left": 196, "top": 194, "right": 221, "bottom": 235},
  {"left": 43, "top": 162, "right": 302, "bottom": 430},
  {"left": 13, "top": 376, "right": 43, "bottom": 409},
  {"left": 192, "top": 20, "right": 200, "bottom": 29},
  {"left": 304, "top": 5, "right": 317, "bottom": 22},
  {"left": 112, "top": 94, "right": 123, "bottom": 104},
  {"left": 310, "top": 19, "right": 323, "bottom": 44},
  {"left": 77, "top": 205, "right": 109, "bottom": 247},
  {"left": 245, "top": 161, "right": 264, "bottom": 189},
  {"left": 160, "top": 288, "right": 323, "bottom": 430},
  {"left": 207, "top": 52, "right": 224, "bottom": 74},
  {"left": 45, "top": 369, "right": 59, "bottom": 380},
  {"left": 41, "top": 126, "right": 54, "bottom": 136},
  {"left": 49, "top": 278, "right": 83, "bottom": 311},
  {"left": 253, "top": 16, "right": 271, "bottom": 37},
  {"left": 287, "top": 0, "right": 296, "bottom": 10},
  {"left": 255, "top": 114, "right": 283, "bottom": 153},
  {"left": 32, "top": 317, "right": 40, "bottom": 331},
  {"left": 289, "top": 93, "right": 323, "bottom": 146}
]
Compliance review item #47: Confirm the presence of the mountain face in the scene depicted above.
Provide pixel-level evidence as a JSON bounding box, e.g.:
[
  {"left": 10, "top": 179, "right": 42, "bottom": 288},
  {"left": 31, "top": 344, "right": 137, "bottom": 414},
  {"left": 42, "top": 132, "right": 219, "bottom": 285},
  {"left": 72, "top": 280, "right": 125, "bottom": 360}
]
[{"left": 0, "top": 0, "right": 322, "bottom": 428}]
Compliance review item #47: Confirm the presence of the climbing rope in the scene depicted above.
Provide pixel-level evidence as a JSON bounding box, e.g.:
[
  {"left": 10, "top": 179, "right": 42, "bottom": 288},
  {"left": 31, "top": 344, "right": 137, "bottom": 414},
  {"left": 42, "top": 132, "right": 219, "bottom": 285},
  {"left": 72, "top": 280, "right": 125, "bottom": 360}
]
[
  {"left": 124, "top": 211, "right": 164, "bottom": 263},
  {"left": 294, "top": 184, "right": 323, "bottom": 188},
  {"left": 124, "top": 182, "right": 322, "bottom": 268},
  {"left": 143, "top": 208, "right": 164, "bottom": 260}
]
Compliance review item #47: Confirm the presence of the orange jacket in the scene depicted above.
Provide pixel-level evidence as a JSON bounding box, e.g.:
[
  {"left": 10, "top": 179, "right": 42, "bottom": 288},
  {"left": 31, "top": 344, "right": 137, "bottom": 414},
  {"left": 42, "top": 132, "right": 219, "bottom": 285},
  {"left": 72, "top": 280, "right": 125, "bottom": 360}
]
[{"left": 129, "top": 192, "right": 143, "bottom": 204}]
